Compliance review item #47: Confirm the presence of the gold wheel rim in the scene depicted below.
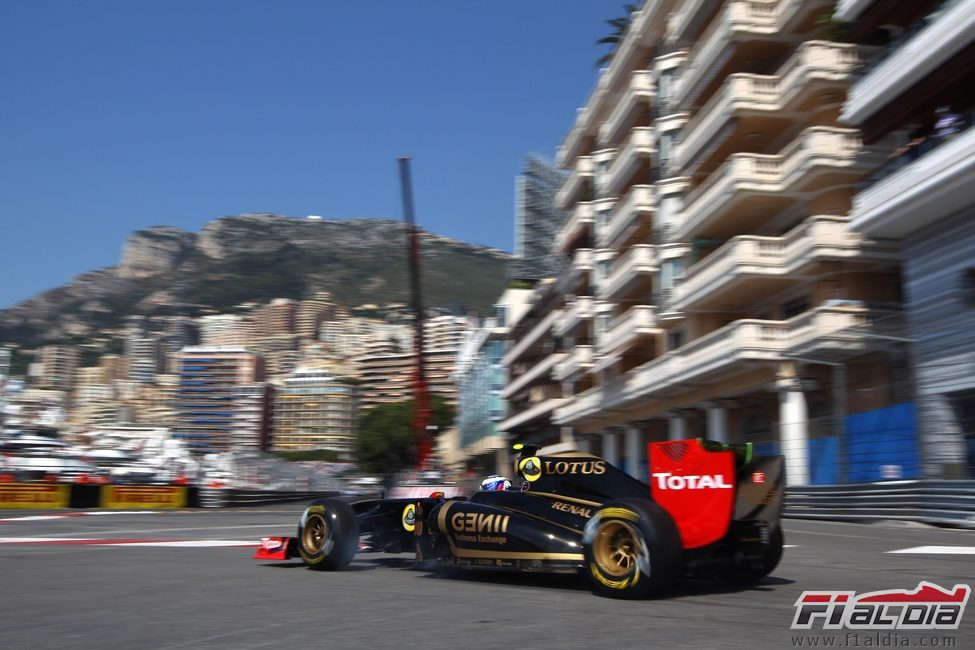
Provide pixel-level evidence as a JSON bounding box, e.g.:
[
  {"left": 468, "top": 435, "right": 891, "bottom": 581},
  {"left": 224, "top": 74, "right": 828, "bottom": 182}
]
[
  {"left": 593, "top": 520, "right": 639, "bottom": 578},
  {"left": 302, "top": 513, "right": 329, "bottom": 553}
]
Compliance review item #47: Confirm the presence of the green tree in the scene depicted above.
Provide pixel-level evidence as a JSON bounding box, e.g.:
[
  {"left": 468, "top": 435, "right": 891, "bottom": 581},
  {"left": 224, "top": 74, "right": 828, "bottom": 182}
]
[
  {"left": 355, "top": 395, "right": 455, "bottom": 476},
  {"left": 595, "top": 4, "right": 640, "bottom": 69}
]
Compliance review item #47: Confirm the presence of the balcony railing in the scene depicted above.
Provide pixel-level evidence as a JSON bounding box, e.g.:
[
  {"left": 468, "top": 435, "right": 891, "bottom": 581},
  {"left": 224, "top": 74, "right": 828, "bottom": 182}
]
[
  {"left": 553, "top": 345, "right": 594, "bottom": 381},
  {"left": 501, "top": 352, "right": 566, "bottom": 399},
  {"left": 602, "top": 127, "right": 655, "bottom": 198},
  {"left": 598, "top": 305, "right": 659, "bottom": 355},
  {"left": 554, "top": 296, "right": 594, "bottom": 338},
  {"left": 598, "top": 71, "right": 656, "bottom": 148},
  {"left": 555, "top": 156, "right": 594, "bottom": 210},
  {"left": 498, "top": 397, "right": 566, "bottom": 432},
  {"left": 677, "top": 41, "right": 864, "bottom": 172},
  {"left": 678, "top": 127, "right": 883, "bottom": 240},
  {"left": 554, "top": 201, "right": 594, "bottom": 254},
  {"left": 554, "top": 248, "right": 594, "bottom": 295},
  {"left": 673, "top": 216, "right": 896, "bottom": 309},
  {"left": 501, "top": 308, "right": 563, "bottom": 367},
  {"left": 599, "top": 184, "right": 655, "bottom": 250},
  {"left": 599, "top": 245, "right": 659, "bottom": 301},
  {"left": 555, "top": 305, "right": 872, "bottom": 426}
]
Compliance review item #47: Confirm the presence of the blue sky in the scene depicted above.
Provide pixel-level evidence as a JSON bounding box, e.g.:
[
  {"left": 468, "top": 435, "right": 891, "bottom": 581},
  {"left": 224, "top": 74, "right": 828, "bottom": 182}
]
[{"left": 0, "top": 1, "right": 626, "bottom": 308}]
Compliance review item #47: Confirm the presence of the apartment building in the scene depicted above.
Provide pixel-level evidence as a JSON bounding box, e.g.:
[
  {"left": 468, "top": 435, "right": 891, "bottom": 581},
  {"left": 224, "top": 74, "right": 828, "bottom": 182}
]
[
  {"left": 35, "top": 345, "right": 81, "bottom": 391},
  {"left": 296, "top": 291, "right": 338, "bottom": 341},
  {"left": 837, "top": 0, "right": 975, "bottom": 478},
  {"left": 271, "top": 369, "right": 359, "bottom": 457},
  {"left": 198, "top": 314, "right": 249, "bottom": 347},
  {"left": 505, "top": 0, "right": 911, "bottom": 486},
  {"left": 250, "top": 299, "right": 297, "bottom": 340},
  {"left": 172, "top": 346, "right": 268, "bottom": 453},
  {"left": 356, "top": 316, "right": 468, "bottom": 408}
]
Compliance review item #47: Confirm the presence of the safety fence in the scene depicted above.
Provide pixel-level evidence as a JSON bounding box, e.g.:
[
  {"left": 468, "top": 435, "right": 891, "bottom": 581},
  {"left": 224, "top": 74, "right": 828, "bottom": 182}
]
[
  {"left": 784, "top": 480, "right": 975, "bottom": 529},
  {"left": 0, "top": 482, "right": 198, "bottom": 509}
]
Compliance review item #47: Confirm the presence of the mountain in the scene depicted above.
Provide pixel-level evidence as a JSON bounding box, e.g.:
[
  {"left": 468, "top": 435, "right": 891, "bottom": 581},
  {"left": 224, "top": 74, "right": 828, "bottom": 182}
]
[{"left": 0, "top": 214, "right": 511, "bottom": 347}]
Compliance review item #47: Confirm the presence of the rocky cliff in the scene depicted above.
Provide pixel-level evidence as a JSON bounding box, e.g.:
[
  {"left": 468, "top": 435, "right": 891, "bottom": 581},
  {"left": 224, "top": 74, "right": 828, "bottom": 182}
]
[{"left": 0, "top": 214, "right": 511, "bottom": 347}]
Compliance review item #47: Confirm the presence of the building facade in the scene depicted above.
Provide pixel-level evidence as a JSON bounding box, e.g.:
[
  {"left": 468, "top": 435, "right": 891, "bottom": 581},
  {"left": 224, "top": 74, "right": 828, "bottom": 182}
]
[
  {"left": 837, "top": 0, "right": 975, "bottom": 478},
  {"left": 271, "top": 369, "right": 359, "bottom": 458},
  {"left": 173, "top": 346, "right": 267, "bottom": 453},
  {"left": 504, "top": 0, "right": 913, "bottom": 485}
]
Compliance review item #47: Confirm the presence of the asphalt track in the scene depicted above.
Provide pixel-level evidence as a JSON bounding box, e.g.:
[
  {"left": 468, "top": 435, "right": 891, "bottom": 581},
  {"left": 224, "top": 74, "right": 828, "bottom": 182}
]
[{"left": 1, "top": 505, "right": 973, "bottom": 650}]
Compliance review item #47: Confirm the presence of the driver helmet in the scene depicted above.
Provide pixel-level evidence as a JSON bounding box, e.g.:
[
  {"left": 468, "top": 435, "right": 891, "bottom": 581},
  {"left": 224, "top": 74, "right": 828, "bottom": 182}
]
[{"left": 480, "top": 475, "right": 511, "bottom": 491}]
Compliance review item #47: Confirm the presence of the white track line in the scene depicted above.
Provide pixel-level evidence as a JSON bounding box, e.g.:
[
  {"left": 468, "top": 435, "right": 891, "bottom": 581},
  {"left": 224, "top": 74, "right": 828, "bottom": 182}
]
[
  {"left": 0, "top": 511, "right": 159, "bottom": 523},
  {"left": 887, "top": 545, "right": 975, "bottom": 555},
  {"left": 106, "top": 540, "right": 255, "bottom": 547},
  {"left": 0, "top": 536, "right": 256, "bottom": 547}
]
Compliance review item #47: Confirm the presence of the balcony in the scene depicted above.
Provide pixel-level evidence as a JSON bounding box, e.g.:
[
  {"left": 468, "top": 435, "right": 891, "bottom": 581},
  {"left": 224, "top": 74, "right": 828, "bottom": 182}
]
[
  {"left": 673, "top": 216, "right": 899, "bottom": 311},
  {"left": 598, "top": 71, "right": 656, "bottom": 148},
  {"left": 501, "top": 308, "right": 562, "bottom": 367},
  {"left": 598, "top": 306, "right": 659, "bottom": 356},
  {"left": 553, "top": 346, "right": 594, "bottom": 382},
  {"left": 555, "top": 156, "right": 594, "bottom": 210},
  {"left": 501, "top": 352, "right": 566, "bottom": 399},
  {"left": 677, "top": 127, "right": 889, "bottom": 241},
  {"left": 602, "top": 127, "right": 654, "bottom": 198},
  {"left": 553, "top": 248, "right": 594, "bottom": 295},
  {"left": 666, "top": 0, "right": 721, "bottom": 45},
  {"left": 599, "top": 185, "right": 655, "bottom": 250},
  {"left": 555, "top": 304, "right": 864, "bottom": 426},
  {"left": 555, "top": 202, "right": 594, "bottom": 254},
  {"left": 788, "top": 305, "right": 877, "bottom": 360},
  {"left": 677, "top": 41, "right": 864, "bottom": 175},
  {"left": 599, "top": 245, "right": 658, "bottom": 302},
  {"left": 841, "top": 0, "right": 975, "bottom": 126},
  {"left": 849, "top": 119, "right": 975, "bottom": 238},
  {"left": 554, "top": 296, "right": 594, "bottom": 338},
  {"left": 499, "top": 396, "right": 566, "bottom": 433}
]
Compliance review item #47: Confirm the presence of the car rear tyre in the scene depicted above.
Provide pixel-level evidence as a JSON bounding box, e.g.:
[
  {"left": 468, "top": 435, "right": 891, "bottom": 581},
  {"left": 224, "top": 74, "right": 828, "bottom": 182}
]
[
  {"left": 720, "top": 526, "right": 783, "bottom": 584},
  {"left": 297, "top": 498, "right": 359, "bottom": 570},
  {"left": 583, "top": 499, "right": 682, "bottom": 599}
]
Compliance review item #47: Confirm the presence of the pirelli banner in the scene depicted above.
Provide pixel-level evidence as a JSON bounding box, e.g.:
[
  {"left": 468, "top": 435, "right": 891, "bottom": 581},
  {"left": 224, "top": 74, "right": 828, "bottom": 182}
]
[
  {"left": 0, "top": 483, "right": 71, "bottom": 509},
  {"left": 100, "top": 485, "right": 187, "bottom": 509}
]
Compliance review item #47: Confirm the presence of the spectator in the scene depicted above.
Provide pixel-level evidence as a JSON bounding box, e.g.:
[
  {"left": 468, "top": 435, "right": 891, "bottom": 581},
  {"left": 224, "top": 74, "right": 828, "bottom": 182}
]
[{"left": 934, "top": 106, "right": 962, "bottom": 141}]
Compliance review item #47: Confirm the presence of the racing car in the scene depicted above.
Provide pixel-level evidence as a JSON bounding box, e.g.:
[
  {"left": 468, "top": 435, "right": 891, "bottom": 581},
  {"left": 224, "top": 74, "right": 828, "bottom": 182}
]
[{"left": 254, "top": 438, "right": 784, "bottom": 598}]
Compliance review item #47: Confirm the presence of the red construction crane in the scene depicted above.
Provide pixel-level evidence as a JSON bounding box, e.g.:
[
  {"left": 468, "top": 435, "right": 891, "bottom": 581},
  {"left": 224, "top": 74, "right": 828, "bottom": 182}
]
[{"left": 397, "top": 157, "right": 433, "bottom": 468}]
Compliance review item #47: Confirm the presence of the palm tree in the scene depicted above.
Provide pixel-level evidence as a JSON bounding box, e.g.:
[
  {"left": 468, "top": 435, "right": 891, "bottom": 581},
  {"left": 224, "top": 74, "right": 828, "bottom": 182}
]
[{"left": 595, "top": 4, "right": 641, "bottom": 69}]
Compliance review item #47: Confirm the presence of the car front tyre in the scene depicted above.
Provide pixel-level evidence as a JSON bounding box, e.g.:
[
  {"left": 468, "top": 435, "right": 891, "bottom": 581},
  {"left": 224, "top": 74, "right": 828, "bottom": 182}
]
[{"left": 297, "top": 498, "right": 359, "bottom": 571}]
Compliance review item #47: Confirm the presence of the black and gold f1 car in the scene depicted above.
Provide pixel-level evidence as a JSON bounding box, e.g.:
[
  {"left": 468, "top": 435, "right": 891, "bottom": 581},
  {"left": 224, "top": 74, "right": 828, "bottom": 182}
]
[{"left": 254, "top": 438, "right": 784, "bottom": 598}]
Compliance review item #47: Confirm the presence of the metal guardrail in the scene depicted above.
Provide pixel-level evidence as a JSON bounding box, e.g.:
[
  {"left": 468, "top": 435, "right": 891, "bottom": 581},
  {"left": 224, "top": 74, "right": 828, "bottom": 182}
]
[
  {"left": 785, "top": 480, "right": 975, "bottom": 529},
  {"left": 199, "top": 489, "right": 341, "bottom": 508}
]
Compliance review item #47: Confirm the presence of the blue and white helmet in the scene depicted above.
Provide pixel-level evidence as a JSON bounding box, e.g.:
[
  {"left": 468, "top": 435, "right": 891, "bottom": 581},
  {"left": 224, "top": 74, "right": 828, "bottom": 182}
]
[{"left": 480, "top": 475, "right": 511, "bottom": 491}]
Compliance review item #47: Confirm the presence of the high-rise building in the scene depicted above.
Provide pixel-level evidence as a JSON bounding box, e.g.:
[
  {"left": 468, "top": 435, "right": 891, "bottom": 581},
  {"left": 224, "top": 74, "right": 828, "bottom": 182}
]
[
  {"left": 296, "top": 291, "right": 337, "bottom": 341},
  {"left": 36, "top": 345, "right": 81, "bottom": 391},
  {"left": 356, "top": 316, "right": 468, "bottom": 408},
  {"left": 837, "top": 0, "right": 975, "bottom": 478},
  {"left": 173, "top": 347, "right": 267, "bottom": 453},
  {"left": 504, "top": 0, "right": 909, "bottom": 486},
  {"left": 271, "top": 369, "right": 359, "bottom": 457},
  {"left": 198, "top": 314, "right": 249, "bottom": 347},
  {"left": 513, "top": 155, "right": 569, "bottom": 281},
  {"left": 250, "top": 299, "right": 297, "bottom": 340}
]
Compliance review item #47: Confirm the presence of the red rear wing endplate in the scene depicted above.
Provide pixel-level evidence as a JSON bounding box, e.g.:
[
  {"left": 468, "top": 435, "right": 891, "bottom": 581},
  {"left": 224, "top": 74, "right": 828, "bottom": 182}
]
[{"left": 649, "top": 440, "right": 735, "bottom": 549}]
